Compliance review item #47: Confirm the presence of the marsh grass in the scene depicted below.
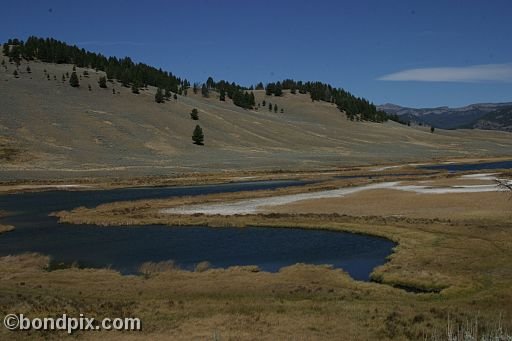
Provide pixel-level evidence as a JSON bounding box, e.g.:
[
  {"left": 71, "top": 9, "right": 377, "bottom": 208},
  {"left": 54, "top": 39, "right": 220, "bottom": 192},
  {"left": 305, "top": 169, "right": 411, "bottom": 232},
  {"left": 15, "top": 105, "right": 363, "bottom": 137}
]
[
  {"left": 195, "top": 261, "right": 211, "bottom": 272},
  {"left": 138, "top": 260, "right": 179, "bottom": 277},
  {"left": 6, "top": 171, "right": 512, "bottom": 339}
]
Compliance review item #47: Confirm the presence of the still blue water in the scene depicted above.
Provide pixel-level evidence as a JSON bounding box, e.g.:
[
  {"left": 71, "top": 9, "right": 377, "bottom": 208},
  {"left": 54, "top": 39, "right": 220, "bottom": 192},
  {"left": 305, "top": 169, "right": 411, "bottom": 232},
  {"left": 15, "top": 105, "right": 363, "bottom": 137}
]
[
  {"left": 420, "top": 160, "right": 512, "bottom": 171},
  {"left": 0, "top": 180, "right": 395, "bottom": 281}
]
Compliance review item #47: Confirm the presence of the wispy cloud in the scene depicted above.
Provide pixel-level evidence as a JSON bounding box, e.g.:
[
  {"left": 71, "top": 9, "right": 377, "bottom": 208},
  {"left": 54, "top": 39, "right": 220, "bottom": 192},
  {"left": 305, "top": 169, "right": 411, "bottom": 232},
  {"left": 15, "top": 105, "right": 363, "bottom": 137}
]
[{"left": 378, "top": 63, "right": 512, "bottom": 83}]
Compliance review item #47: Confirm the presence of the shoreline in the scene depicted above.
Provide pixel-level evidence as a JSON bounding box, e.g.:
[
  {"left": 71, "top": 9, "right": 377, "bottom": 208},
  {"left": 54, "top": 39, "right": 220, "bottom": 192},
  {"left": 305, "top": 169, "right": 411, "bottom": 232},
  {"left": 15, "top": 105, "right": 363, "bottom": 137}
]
[{"left": 1, "top": 155, "right": 511, "bottom": 194}]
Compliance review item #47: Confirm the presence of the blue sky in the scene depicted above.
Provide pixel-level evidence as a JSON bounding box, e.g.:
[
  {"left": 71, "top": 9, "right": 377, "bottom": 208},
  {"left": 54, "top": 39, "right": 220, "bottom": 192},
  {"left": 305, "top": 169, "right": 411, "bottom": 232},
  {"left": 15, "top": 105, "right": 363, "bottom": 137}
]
[{"left": 2, "top": 0, "right": 512, "bottom": 107}]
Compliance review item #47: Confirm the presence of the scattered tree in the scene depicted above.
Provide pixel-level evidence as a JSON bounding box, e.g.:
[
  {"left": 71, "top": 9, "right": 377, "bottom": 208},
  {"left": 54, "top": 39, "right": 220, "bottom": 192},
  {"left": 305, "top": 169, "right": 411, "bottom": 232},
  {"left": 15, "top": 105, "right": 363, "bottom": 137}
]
[
  {"left": 98, "top": 76, "right": 107, "bottom": 88},
  {"left": 190, "top": 108, "right": 199, "bottom": 120},
  {"left": 2, "top": 37, "right": 186, "bottom": 93},
  {"left": 201, "top": 83, "right": 208, "bottom": 97},
  {"left": 131, "top": 82, "right": 140, "bottom": 94},
  {"left": 206, "top": 76, "right": 214, "bottom": 89},
  {"left": 69, "top": 71, "right": 79, "bottom": 87},
  {"left": 274, "top": 82, "right": 283, "bottom": 96},
  {"left": 192, "top": 125, "right": 204, "bottom": 145},
  {"left": 155, "top": 87, "right": 164, "bottom": 103},
  {"left": 232, "top": 91, "right": 255, "bottom": 109},
  {"left": 265, "top": 84, "right": 272, "bottom": 96}
]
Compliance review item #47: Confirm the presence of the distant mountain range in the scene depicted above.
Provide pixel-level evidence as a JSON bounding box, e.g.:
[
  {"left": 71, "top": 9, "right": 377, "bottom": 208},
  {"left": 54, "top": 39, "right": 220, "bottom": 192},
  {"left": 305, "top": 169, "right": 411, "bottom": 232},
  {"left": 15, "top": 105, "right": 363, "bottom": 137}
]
[{"left": 377, "top": 102, "right": 512, "bottom": 131}]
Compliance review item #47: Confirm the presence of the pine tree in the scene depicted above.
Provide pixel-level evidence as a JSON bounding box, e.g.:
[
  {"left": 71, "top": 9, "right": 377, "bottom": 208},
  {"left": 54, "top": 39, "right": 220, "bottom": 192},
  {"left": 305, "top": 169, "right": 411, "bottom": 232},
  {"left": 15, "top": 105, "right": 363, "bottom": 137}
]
[
  {"left": 13, "top": 70, "right": 18, "bottom": 78},
  {"left": 155, "top": 87, "right": 164, "bottom": 103},
  {"left": 268, "top": 103, "right": 272, "bottom": 111},
  {"left": 69, "top": 71, "right": 79, "bottom": 87},
  {"left": 26, "top": 65, "right": 31, "bottom": 73},
  {"left": 280, "top": 108, "right": 284, "bottom": 113},
  {"left": 88, "top": 84, "right": 92, "bottom": 91},
  {"left": 201, "top": 83, "right": 208, "bottom": 97},
  {"left": 62, "top": 74, "right": 65, "bottom": 82},
  {"left": 98, "top": 76, "right": 107, "bottom": 88},
  {"left": 219, "top": 88, "right": 226, "bottom": 101},
  {"left": 192, "top": 125, "right": 204, "bottom": 145},
  {"left": 430, "top": 126, "right": 435, "bottom": 133},
  {"left": 190, "top": 108, "right": 199, "bottom": 120},
  {"left": 164, "top": 88, "right": 171, "bottom": 100},
  {"left": 206, "top": 76, "right": 214, "bottom": 89},
  {"left": 262, "top": 100, "right": 266, "bottom": 106},
  {"left": 131, "top": 82, "right": 140, "bottom": 94},
  {"left": 274, "top": 82, "right": 283, "bottom": 96},
  {"left": 47, "top": 74, "right": 50, "bottom": 80},
  {"left": 173, "top": 93, "right": 178, "bottom": 101},
  {"left": 112, "top": 88, "right": 116, "bottom": 94},
  {"left": 274, "top": 104, "right": 278, "bottom": 113}
]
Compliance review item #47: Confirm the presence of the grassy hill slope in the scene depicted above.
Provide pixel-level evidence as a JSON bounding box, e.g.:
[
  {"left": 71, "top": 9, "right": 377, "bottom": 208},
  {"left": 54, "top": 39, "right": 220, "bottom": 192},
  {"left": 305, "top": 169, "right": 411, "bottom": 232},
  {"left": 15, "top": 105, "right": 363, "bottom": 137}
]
[{"left": 1, "top": 55, "right": 512, "bottom": 179}]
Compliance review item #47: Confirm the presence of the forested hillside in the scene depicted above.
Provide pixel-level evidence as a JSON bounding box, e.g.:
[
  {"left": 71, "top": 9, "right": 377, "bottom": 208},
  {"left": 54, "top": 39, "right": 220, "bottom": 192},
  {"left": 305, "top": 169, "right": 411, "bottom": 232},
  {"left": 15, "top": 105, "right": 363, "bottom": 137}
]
[{"left": 3, "top": 36, "right": 390, "bottom": 122}]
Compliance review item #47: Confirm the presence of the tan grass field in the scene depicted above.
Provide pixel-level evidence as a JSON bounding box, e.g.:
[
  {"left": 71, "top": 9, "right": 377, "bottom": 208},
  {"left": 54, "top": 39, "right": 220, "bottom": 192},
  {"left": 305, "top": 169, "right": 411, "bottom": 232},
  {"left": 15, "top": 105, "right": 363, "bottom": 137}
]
[
  {"left": 2, "top": 54, "right": 512, "bottom": 181},
  {"left": 31, "top": 171, "right": 510, "bottom": 339}
]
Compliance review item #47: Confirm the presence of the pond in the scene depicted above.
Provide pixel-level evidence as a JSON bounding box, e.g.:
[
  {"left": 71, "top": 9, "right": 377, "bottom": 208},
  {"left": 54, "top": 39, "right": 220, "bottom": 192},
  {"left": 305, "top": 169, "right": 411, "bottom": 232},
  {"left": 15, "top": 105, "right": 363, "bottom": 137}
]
[{"left": 0, "top": 180, "right": 395, "bottom": 281}]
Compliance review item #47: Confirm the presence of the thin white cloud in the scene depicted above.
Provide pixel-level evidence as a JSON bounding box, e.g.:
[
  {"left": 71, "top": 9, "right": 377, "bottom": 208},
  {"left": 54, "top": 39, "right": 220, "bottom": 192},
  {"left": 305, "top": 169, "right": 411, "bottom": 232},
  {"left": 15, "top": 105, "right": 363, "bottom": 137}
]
[{"left": 378, "top": 63, "right": 512, "bottom": 83}]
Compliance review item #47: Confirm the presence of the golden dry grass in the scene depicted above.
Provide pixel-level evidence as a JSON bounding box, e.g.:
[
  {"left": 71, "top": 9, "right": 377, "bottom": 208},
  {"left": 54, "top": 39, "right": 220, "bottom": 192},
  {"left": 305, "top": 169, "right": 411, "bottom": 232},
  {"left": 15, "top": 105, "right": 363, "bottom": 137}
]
[
  {"left": 1, "top": 251, "right": 510, "bottom": 340},
  {"left": 4, "top": 172, "right": 512, "bottom": 339}
]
